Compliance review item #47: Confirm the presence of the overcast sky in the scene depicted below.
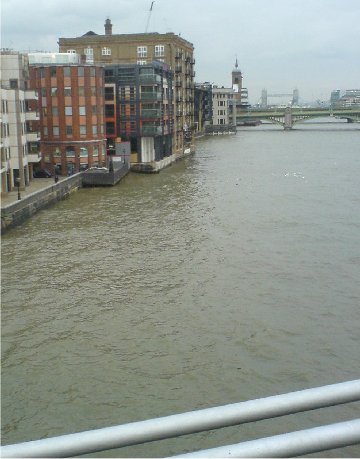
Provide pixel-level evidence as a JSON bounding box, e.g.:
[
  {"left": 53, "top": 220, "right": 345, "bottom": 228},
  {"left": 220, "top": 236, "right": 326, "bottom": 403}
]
[{"left": 2, "top": 0, "right": 359, "bottom": 103}]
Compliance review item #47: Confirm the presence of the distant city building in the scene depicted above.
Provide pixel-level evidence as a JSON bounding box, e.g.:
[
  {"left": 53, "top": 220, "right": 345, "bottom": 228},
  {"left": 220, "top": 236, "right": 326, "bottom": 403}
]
[
  {"left": 28, "top": 53, "right": 106, "bottom": 175},
  {"left": 194, "top": 82, "right": 213, "bottom": 133},
  {"left": 212, "top": 86, "right": 236, "bottom": 127},
  {"left": 58, "top": 19, "right": 195, "bottom": 156},
  {"left": 104, "top": 61, "right": 174, "bottom": 171},
  {"left": 331, "top": 89, "right": 360, "bottom": 108},
  {"left": 1, "top": 51, "right": 41, "bottom": 194}
]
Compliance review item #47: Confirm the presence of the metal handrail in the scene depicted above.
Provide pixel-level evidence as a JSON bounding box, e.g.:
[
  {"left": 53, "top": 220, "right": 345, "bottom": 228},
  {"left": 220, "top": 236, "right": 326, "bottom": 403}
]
[
  {"left": 175, "top": 419, "right": 360, "bottom": 457},
  {"left": 1, "top": 379, "right": 360, "bottom": 458}
]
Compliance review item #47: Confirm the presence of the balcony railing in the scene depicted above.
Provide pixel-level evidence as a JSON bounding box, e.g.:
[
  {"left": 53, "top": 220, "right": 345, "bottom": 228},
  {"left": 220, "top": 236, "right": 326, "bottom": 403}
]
[
  {"left": 141, "top": 125, "right": 162, "bottom": 135},
  {"left": 140, "top": 92, "right": 162, "bottom": 101},
  {"left": 141, "top": 109, "right": 162, "bottom": 119},
  {"left": 139, "top": 74, "right": 162, "bottom": 85}
]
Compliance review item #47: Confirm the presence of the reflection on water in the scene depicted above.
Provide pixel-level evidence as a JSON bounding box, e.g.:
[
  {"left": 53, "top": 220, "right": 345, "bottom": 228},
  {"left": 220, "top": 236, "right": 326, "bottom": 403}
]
[{"left": 1, "top": 123, "right": 360, "bottom": 457}]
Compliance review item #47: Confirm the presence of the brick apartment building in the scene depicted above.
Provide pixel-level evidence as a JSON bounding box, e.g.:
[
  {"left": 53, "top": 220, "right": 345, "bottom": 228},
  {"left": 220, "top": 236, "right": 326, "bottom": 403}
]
[
  {"left": 58, "top": 19, "right": 195, "bottom": 157},
  {"left": 28, "top": 53, "right": 106, "bottom": 175}
]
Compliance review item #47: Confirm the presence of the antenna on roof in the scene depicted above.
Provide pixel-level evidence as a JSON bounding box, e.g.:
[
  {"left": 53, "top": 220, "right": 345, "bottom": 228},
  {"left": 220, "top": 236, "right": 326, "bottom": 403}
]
[{"left": 145, "top": 1, "right": 155, "bottom": 33}]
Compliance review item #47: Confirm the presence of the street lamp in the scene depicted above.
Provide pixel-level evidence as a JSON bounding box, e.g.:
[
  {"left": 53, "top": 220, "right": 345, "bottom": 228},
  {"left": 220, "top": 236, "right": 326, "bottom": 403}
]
[{"left": 15, "top": 177, "right": 21, "bottom": 200}]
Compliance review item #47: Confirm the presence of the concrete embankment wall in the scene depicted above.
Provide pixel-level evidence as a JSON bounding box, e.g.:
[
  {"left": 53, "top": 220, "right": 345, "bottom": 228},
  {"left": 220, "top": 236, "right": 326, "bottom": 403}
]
[{"left": 1, "top": 174, "right": 82, "bottom": 234}]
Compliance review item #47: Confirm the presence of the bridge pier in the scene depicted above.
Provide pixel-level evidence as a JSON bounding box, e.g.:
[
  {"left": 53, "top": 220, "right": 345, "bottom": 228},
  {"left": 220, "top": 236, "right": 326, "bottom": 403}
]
[{"left": 284, "top": 107, "right": 293, "bottom": 130}]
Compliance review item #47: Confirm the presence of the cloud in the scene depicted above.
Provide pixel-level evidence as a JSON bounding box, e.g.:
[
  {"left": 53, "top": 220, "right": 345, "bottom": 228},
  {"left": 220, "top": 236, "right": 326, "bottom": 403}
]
[{"left": 1, "top": 0, "right": 359, "bottom": 102}]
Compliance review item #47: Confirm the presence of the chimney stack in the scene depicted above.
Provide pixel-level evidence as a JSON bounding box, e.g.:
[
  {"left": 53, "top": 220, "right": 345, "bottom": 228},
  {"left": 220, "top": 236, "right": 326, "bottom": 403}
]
[{"left": 105, "top": 18, "right": 112, "bottom": 35}]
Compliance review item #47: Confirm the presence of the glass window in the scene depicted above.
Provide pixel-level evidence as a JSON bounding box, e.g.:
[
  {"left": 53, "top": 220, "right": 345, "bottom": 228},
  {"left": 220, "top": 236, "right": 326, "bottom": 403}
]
[
  {"left": 52, "top": 106, "right": 59, "bottom": 116},
  {"left": 154, "top": 45, "right": 164, "bottom": 57},
  {"left": 66, "top": 146, "right": 75, "bottom": 157},
  {"left": 50, "top": 67, "right": 57, "bottom": 77},
  {"left": 66, "top": 125, "right": 72, "bottom": 135},
  {"left": 64, "top": 67, "right": 71, "bottom": 77},
  {"left": 78, "top": 86, "right": 85, "bottom": 96},
  {"left": 80, "top": 125, "right": 86, "bottom": 135},
  {"left": 64, "top": 87, "right": 71, "bottom": 96},
  {"left": 51, "top": 87, "right": 58, "bottom": 96},
  {"left": 65, "top": 106, "right": 72, "bottom": 116},
  {"left": 90, "top": 67, "right": 95, "bottom": 77},
  {"left": 91, "top": 87, "right": 96, "bottom": 96},
  {"left": 92, "top": 125, "right": 97, "bottom": 135},
  {"left": 137, "top": 60, "right": 147, "bottom": 65},
  {"left": 53, "top": 126, "right": 59, "bottom": 136},
  {"left": 102, "top": 47, "right": 111, "bottom": 56},
  {"left": 78, "top": 67, "right": 84, "bottom": 77},
  {"left": 79, "top": 106, "right": 86, "bottom": 116},
  {"left": 137, "top": 46, "right": 147, "bottom": 58},
  {"left": 80, "top": 147, "right": 88, "bottom": 157},
  {"left": 41, "top": 88, "right": 46, "bottom": 97}
]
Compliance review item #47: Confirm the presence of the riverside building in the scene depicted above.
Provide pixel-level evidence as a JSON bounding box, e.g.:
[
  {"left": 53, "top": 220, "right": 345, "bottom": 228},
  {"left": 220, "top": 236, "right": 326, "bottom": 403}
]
[
  {"left": 1, "top": 50, "right": 41, "bottom": 194},
  {"left": 104, "top": 61, "right": 174, "bottom": 172},
  {"left": 58, "top": 18, "right": 195, "bottom": 159},
  {"left": 28, "top": 53, "right": 106, "bottom": 175}
]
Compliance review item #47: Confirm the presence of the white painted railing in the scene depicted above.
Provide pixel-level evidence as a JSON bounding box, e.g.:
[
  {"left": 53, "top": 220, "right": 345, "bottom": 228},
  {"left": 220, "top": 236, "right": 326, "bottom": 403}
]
[{"left": 1, "top": 380, "right": 359, "bottom": 457}]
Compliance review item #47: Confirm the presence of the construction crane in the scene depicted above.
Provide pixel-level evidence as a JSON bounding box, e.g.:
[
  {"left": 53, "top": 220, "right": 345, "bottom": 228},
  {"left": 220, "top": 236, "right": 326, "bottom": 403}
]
[{"left": 145, "top": 1, "right": 155, "bottom": 33}]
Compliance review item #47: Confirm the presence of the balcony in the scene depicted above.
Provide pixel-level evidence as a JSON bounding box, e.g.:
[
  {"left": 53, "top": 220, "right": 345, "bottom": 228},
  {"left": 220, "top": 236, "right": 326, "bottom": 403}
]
[
  {"left": 175, "top": 51, "right": 183, "bottom": 59},
  {"left": 26, "top": 131, "right": 41, "bottom": 142},
  {"left": 27, "top": 151, "right": 42, "bottom": 163},
  {"left": 141, "top": 125, "right": 162, "bottom": 136},
  {"left": 25, "top": 89, "right": 38, "bottom": 100},
  {"left": 175, "top": 65, "right": 182, "bottom": 73},
  {"left": 141, "top": 109, "right": 162, "bottom": 119},
  {"left": 139, "top": 74, "right": 162, "bottom": 85},
  {"left": 140, "top": 92, "right": 162, "bottom": 101},
  {"left": 25, "top": 110, "right": 40, "bottom": 121}
]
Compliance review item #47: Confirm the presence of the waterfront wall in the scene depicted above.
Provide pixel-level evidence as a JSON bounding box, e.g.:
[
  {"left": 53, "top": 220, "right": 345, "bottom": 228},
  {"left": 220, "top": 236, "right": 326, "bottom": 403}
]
[{"left": 1, "top": 174, "right": 82, "bottom": 234}]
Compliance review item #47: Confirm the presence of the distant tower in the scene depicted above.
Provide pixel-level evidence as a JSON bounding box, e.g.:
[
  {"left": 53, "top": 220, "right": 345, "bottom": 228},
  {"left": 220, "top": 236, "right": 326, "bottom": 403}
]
[
  {"left": 232, "top": 57, "right": 243, "bottom": 98},
  {"left": 104, "top": 18, "right": 113, "bottom": 36},
  {"left": 292, "top": 88, "right": 299, "bottom": 106}
]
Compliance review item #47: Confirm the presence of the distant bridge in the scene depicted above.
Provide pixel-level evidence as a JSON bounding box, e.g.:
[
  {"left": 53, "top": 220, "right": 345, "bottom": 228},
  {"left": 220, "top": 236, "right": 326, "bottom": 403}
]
[{"left": 237, "top": 107, "right": 360, "bottom": 129}]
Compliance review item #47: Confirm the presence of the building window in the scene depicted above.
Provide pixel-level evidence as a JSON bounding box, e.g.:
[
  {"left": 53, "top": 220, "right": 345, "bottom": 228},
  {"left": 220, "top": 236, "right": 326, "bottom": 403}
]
[
  {"left": 64, "top": 67, "right": 71, "bottom": 77},
  {"left": 66, "top": 125, "right": 73, "bottom": 135},
  {"left": 64, "top": 87, "right": 71, "bottom": 96},
  {"left": 137, "top": 60, "right": 147, "bottom": 65},
  {"left": 65, "top": 106, "right": 72, "bottom": 116},
  {"left": 53, "top": 126, "right": 59, "bottom": 136},
  {"left": 91, "top": 87, "right": 96, "bottom": 96},
  {"left": 50, "top": 67, "right": 57, "bottom": 77},
  {"left": 90, "top": 67, "right": 96, "bottom": 77},
  {"left": 154, "top": 45, "right": 164, "bottom": 57},
  {"left": 92, "top": 125, "right": 97, "bottom": 135},
  {"left": 80, "top": 147, "right": 88, "bottom": 157},
  {"left": 78, "top": 67, "right": 84, "bottom": 77},
  {"left": 51, "top": 87, "right": 58, "bottom": 96},
  {"left": 102, "top": 47, "right": 111, "bottom": 56},
  {"left": 44, "top": 126, "right": 48, "bottom": 136},
  {"left": 52, "top": 107, "right": 59, "bottom": 116},
  {"left": 80, "top": 125, "right": 86, "bottom": 135},
  {"left": 41, "top": 88, "right": 46, "bottom": 97},
  {"left": 137, "top": 46, "right": 147, "bottom": 58},
  {"left": 84, "top": 47, "right": 94, "bottom": 63},
  {"left": 79, "top": 106, "right": 86, "bottom": 116},
  {"left": 66, "top": 146, "right": 75, "bottom": 157}
]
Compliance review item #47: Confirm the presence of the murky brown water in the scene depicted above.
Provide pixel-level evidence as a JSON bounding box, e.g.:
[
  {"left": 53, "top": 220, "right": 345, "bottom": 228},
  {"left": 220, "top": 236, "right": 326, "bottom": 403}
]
[{"left": 1, "top": 121, "right": 360, "bottom": 457}]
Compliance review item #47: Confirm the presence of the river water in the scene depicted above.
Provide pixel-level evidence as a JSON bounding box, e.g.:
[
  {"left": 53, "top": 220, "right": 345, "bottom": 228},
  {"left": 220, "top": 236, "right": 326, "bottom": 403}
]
[{"left": 1, "top": 121, "right": 360, "bottom": 457}]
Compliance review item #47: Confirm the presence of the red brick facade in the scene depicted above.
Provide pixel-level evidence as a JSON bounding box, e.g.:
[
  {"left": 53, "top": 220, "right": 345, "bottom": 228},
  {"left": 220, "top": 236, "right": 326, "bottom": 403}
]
[{"left": 29, "top": 64, "right": 107, "bottom": 175}]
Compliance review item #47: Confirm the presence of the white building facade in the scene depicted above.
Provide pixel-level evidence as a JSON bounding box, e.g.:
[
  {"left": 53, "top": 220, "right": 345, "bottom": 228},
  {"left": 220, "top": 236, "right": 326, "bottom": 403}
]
[{"left": 1, "top": 51, "right": 41, "bottom": 194}]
